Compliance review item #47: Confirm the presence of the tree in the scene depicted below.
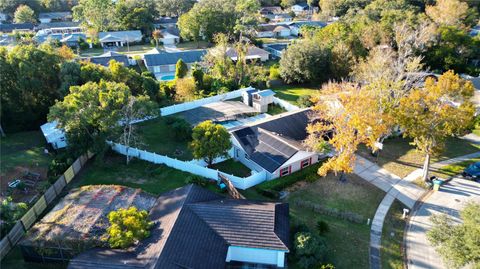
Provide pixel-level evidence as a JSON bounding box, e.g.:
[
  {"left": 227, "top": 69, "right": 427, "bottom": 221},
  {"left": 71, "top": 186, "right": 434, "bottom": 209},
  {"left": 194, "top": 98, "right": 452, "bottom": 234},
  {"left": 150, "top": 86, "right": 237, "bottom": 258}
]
[
  {"left": 118, "top": 95, "right": 158, "bottom": 164},
  {"left": 395, "top": 71, "right": 475, "bottom": 181},
  {"left": 107, "top": 207, "right": 153, "bottom": 249},
  {"left": 59, "top": 61, "right": 82, "bottom": 95},
  {"left": 426, "top": 0, "right": 477, "bottom": 28},
  {"left": 175, "top": 77, "right": 197, "bottom": 101},
  {"left": 73, "top": 0, "right": 116, "bottom": 32},
  {"left": 190, "top": 120, "right": 231, "bottom": 166},
  {"left": 305, "top": 82, "right": 390, "bottom": 177},
  {"left": 0, "top": 197, "right": 28, "bottom": 235},
  {"left": 48, "top": 81, "right": 130, "bottom": 156},
  {"left": 0, "top": 45, "right": 63, "bottom": 132},
  {"left": 294, "top": 232, "right": 328, "bottom": 269},
  {"left": 175, "top": 58, "right": 188, "bottom": 79},
  {"left": 13, "top": 4, "right": 36, "bottom": 23},
  {"left": 234, "top": 0, "right": 261, "bottom": 37},
  {"left": 41, "top": 0, "right": 78, "bottom": 11},
  {"left": 427, "top": 202, "right": 480, "bottom": 268},
  {"left": 57, "top": 45, "right": 75, "bottom": 60},
  {"left": 280, "top": 0, "right": 295, "bottom": 8},
  {"left": 191, "top": 63, "right": 204, "bottom": 90},
  {"left": 155, "top": 0, "right": 195, "bottom": 17},
  {"left": 178, "top": 10, "right": 202, "bottom": 46},
  {"left": 114, "top": 0, "right": 156, "bottom": 36},
  {"left": 279, "top": 40, "right": 332, "bottom": 84},
  {"left": 152, "top": 29, "right": 162, "bottom": 48}
]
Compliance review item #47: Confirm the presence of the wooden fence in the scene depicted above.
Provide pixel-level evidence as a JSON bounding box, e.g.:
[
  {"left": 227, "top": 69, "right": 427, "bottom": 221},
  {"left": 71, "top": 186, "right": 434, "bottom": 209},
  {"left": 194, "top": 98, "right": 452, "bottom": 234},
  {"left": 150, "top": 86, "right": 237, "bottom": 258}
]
[{"left": 0, "top": 152, "right": 94, "bottom": 261}]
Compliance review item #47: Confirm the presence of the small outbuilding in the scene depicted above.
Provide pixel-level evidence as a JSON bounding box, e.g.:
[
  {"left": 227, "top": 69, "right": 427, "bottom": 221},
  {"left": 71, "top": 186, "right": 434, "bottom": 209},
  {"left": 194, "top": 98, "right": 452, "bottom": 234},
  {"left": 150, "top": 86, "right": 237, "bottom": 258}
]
[{"left": 40, "top": 121, "right": 67, "bottom": 149}]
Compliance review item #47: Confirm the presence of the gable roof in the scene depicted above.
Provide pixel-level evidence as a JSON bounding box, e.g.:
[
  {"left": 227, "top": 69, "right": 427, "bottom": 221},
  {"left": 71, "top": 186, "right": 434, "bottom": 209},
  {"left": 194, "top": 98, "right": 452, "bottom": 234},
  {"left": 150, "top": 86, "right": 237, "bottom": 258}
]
[
  {"left": 231, "top": 109, "right": 312, "bottom": 173},
  {"left": 144, "top": 50, "right": 206, "bottom": 67},
  {"left": 69, "top": 185, "right": 289, "bottom": 269},
  {"left": 224, "top": 46, "right": 269, "bottom": 60},
  {"left": 98, "top": 30, "right": 143, "bottom": 42},
  {"left": 0, "top": 23, "right": 34, "bottom": 33},
  {"left": 87, "top": 51, "right": 129, "bottom": 67}
]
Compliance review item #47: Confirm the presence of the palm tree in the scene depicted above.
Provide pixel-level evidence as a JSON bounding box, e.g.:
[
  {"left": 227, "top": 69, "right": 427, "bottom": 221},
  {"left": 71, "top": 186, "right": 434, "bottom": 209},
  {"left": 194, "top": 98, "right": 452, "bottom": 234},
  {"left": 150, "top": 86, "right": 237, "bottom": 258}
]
[{"left": 152, "top": 29, "right": 163, "bottom": 48}]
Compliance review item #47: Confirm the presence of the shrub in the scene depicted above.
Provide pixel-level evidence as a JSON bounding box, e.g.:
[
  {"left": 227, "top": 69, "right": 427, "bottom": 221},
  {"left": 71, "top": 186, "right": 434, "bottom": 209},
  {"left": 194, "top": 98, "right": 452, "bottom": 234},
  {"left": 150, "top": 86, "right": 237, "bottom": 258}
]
[
  {"left": 185, "top": 175, "right": 207, "bottom": 187},
  {"left": 298, "top": 95, "right": 313, "bottom": 108},
  {"left": 306, "top": 173, "right": 318, "bottom": 183},
  {"left": 269, "top": 65, "right": 281, "bottom": 80},
  {"left": 316, "top": 220, "right": 329, "bottom": 235},
  {"left": 164, "top": 116, "right": 178, "bottom": 125},
  {"left": 172, "top": 118, "right": 192, "bottom": 142},
  {"left": 107, "top": 207, "right": 153, "bottom": 249},
  {"left": 294, "top": 232, "right": 328, "bottom": 269}
]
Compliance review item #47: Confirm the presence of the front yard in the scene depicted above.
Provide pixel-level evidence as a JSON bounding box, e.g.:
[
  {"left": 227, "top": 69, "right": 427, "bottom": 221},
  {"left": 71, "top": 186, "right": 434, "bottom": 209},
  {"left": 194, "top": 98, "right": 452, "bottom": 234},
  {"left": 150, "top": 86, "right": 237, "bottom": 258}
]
[
  {"left": 357, "top": 136, "right": 480, "bottom": 178},
  {"left": 271, "top": 85, "right": 319, "bottom": 106},
  {"left": 381, "top": 201, "right": 406, "bottom": 269},
  {"left": 136, "top": 117, "right": 193, "bottom": 160}
]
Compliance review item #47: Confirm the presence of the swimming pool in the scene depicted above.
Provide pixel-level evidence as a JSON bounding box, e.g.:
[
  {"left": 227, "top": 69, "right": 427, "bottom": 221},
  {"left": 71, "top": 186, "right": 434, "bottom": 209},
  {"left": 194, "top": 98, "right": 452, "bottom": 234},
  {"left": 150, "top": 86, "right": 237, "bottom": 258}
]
[
  {"left": 218, "top": 114, "right": 271, "bottom": 129},
  {"left": 160, "top": 74, "right": 175, "bottom": 81}
]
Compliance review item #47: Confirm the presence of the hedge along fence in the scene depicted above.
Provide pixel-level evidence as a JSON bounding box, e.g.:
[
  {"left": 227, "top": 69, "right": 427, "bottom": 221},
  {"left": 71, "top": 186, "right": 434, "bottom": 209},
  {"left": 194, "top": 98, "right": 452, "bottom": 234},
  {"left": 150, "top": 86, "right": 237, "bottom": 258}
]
[
  {"left": 0, "top": 152, "right": 94, "bottom": 261},
  {"left": 109, "top": 142, "right": 267, "bottom": 190}
]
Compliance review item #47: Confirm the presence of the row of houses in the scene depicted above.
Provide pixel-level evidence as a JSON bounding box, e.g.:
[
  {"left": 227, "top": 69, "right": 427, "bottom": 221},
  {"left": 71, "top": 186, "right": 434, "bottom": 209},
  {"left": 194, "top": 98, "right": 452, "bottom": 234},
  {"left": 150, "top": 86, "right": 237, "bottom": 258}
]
[{"left": 255, "top": 20, "right": 327, "bottom": 38}]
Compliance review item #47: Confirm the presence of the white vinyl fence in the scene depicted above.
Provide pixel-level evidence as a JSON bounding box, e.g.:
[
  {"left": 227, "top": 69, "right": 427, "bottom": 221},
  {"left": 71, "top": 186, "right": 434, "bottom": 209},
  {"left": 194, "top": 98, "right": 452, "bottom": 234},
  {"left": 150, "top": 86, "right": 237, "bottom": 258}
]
[
  {"left": 109, "top": 142, "right": 267, "bottom": 190},
  {"left": 273, "top": 97, "right": 300, "bottom": 111},
  {"left": 160, "top": 87, "right": 255, "bottom": 116}
]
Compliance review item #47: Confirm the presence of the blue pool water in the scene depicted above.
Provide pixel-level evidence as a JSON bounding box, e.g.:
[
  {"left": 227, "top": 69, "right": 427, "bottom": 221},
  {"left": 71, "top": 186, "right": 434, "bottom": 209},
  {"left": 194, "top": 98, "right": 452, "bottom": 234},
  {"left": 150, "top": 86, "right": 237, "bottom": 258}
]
[{"left": 160, "top": 75, "right": 175, "bottom": 81}]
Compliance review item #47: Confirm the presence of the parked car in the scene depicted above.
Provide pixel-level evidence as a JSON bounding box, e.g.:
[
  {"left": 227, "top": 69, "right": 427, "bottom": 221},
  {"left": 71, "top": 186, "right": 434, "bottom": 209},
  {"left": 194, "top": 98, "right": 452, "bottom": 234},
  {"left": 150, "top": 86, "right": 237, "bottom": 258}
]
[{"left": 462, "top": 162, "right": 480, "bottom": 182}]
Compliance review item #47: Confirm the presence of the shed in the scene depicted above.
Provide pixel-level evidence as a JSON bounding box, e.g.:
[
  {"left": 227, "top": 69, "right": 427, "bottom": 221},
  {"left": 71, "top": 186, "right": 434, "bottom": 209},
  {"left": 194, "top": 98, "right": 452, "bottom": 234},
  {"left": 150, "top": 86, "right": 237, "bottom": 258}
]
[{"left": 40, "top": 121, "right": 67, "bottom": 149}]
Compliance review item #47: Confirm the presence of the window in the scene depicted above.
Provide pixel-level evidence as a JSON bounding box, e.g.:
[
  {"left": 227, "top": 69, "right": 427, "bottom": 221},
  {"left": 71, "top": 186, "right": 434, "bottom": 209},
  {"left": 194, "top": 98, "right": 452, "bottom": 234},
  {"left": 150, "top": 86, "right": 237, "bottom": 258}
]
[
  {"left": 280, "top": 166, "right": 290, "bottom": 177},
  {"left": 301, "top": 158, "right": 310, "bottom": 169}
]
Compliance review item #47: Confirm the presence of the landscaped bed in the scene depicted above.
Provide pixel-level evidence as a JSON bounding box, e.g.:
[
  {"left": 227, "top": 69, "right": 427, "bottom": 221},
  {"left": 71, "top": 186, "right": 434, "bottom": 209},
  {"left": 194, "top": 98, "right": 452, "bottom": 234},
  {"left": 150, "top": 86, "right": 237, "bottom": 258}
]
[
  {"left": 20, "top": 185, "right": 156, "bottom": 261},
  {"left": 136, "top": 117, "right": 193, "bottom": 160},
  {"left": 357, "top": 136, "right": 480, "bottom": 178}
]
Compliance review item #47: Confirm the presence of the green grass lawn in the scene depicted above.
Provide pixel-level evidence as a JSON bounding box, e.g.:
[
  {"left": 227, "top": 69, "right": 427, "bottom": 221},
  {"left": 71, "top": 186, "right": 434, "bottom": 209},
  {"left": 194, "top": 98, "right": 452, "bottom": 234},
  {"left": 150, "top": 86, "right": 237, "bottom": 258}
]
[
  {"left": 0, "top": 131, "right": 52, "bottom": 179},
  {"left": 267, "top": 103, "right": 287, "bottom": 115},
  {"left": 288, "top": 173, "right": 385, "bottom": 269},
  {"left": 136, "top": 117, "right": 193, "bottom": 160},
  {"left": 357, "top": 136, "right": 480, "bottom": 178},
  {"left": 431, "top": 157, "right": 480, "bottom": 179},
  {"left": 117, "top": 44, "right": 156, "bottom": 55},
  {"left": 73, "top": 153, "right": 193, "bottom": 196},
  {"left": 210, "top": 159, "right": 252, "bottom": 177},
  {"left": 176, "top": 41, "right": 211, "bottom": 50},
  {"left": 271, "top": 85, "right": 320, "bottom": 105},
  {"left": 381, "top": 201, "right": 406, "bottom": 269}
]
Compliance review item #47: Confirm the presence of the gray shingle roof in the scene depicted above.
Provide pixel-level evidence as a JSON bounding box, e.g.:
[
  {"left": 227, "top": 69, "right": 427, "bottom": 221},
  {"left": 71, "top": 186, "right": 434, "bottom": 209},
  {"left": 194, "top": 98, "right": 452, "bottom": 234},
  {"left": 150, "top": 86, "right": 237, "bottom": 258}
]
[
  {"left": 87, "top": 51, "right": 129, "bottom": 67},
  {"left": 0, "top": 23, "right": 34, "bottom": 33},
  {"left": 232, "top": 109, "right": 311, "bottom": 173},
  {"left": 144, "top": 50, "right": 206, "bottom": 67},
  {"left": 69, "top": 185, "right": 289, "bottom": 269}
]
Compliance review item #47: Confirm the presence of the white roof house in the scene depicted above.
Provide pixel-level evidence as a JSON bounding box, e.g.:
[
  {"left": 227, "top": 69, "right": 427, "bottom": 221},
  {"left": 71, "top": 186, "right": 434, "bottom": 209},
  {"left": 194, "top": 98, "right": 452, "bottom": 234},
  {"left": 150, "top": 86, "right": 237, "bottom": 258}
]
[
  {"left": 40, "top": 121, "right": 67, "bottom": 149},
  {"left": 98, "top": 30, "right": 143, "bottom": 47}
]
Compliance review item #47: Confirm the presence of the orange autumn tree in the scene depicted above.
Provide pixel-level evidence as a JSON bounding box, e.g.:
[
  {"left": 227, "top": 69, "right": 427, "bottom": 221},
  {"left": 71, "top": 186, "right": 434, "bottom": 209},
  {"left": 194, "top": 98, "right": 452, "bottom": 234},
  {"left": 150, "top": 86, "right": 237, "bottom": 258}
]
[
  {"left": 395, "top": 71, "right": 475, "bottom": 181},
  {"left": 305, "top": 82, "right": 391, "bottom": 178}
]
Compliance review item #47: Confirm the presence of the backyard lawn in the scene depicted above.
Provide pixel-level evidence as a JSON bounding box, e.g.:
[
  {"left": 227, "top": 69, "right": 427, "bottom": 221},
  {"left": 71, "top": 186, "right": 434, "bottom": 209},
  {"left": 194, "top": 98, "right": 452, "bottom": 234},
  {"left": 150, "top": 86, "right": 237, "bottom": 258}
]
[
  {"left": 136, "top": 117, "right": 193, "bottom": 160},
  {"left": 271, "top": 85, "right": 319, "bottom": 105},
  {"left": 211, "top": 159, "right": 252, "bottom": 177},
  {"left": 73, "top": 153, "right": 193, "bottom": 196},
  {"left": 357, "top": 136, "right": 480, "bottom": 178},
  {"left": 381, "top": 201, "right": 405, "bottom": 269},
  {"left": 267, "top": 103, "right": 287, "bottom": 115}
]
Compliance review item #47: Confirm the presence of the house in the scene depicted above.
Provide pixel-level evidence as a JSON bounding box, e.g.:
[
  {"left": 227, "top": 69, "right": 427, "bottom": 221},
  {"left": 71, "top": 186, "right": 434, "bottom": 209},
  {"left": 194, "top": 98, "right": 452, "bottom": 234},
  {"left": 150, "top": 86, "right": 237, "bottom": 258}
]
[
  {"left": 66, "top": 184, "right": 290, "bottom": 268},
  {"left": 159, "top": 28, "right": 180, "bottom": 45},
  {"left": 255, "top": 24, "right": 291, "bottom": 38},
  {"left": 0, "top": 34, "right": 15, "bottom": 46},
  {"left": 0, "top": 12, "right": 8, "bottom": 23},
  {"left": 264, "top": 43, "right": 288, "bottom": 58},
  {"left": 98, "top": 30, "right": 143, "bottom": 47},
  {"left": 59, "top": 33, "right": 86, "bottom": 47},
  {"left": 143, "top": 49, "right": 206, "bottom": 80},
  {"left": 288, "top": 20, "right": 327, "bottom": 36},
  {"left": 291, "top": 3, "right": 317, "bottom": 15},
  {"left": 35, "top": 27, "right": 85, "bottom": 46},
  {"left": 36, "top": 21, "right": 80, "bottom": 30},
  {"left": 38, "top": 12, "right": 72, "bottom": 23},
  {"left": 40, "top": 121, "right": 67, "bottom": 149},
  {"left": 242, "top": 89, "right": 276, "bottom": 112},
  {"left": 264, "top": 13, "right": 293, "bottom": 23},
  {"left": 231, "top": 109, "right": 324, "bottom": 179},
  {"left": 260, "top": 6, "right": 283, "bottom": 15},
  {"left": 153, "top": 16, "right": 178, "bottom": 28},
  {"left": 224, "top": 45, "right": 270, "bottom": 62},
  {"left": 0, "top": 23, "right": 35, "bottom": 33},
  {"left": 86, "top": 51, "right": 130, "bottom": 67}
]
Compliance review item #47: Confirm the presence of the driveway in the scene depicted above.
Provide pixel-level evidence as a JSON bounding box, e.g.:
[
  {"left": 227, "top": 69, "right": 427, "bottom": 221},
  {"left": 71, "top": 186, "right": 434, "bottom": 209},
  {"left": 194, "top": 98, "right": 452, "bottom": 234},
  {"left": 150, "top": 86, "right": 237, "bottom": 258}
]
[{"left": 405, "top": 177, "right": 480, "bottom": 269}]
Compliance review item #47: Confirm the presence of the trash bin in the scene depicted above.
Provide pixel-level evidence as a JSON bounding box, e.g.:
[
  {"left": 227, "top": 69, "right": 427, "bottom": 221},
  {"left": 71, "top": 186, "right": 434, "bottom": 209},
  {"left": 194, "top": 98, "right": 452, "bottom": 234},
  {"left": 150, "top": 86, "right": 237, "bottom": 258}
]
[{"left": 433, "top": 179, "right": 443, "bottom": 191}]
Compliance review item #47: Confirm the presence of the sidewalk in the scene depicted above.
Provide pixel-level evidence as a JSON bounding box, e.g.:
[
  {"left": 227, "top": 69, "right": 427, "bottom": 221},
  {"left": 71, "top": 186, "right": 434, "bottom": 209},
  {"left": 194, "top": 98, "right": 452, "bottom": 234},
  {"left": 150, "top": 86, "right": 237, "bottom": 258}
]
[{"left": 405, "top": 177, "right": 480, "bottom": 269}]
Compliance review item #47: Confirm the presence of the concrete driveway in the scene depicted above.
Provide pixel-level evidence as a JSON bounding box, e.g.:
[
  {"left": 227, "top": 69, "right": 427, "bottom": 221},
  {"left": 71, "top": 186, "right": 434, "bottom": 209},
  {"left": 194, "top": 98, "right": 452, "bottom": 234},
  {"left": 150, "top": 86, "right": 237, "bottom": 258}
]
[{"left": 405, "top": 177, "right": 480, "bottom": 269}]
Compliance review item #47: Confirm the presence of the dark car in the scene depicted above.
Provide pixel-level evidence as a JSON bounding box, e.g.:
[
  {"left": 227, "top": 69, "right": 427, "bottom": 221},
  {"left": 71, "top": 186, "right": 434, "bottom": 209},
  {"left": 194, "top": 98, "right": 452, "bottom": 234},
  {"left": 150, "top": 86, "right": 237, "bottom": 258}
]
[{"left": 462, "top": 162, "right": 480, "bottom": 182}]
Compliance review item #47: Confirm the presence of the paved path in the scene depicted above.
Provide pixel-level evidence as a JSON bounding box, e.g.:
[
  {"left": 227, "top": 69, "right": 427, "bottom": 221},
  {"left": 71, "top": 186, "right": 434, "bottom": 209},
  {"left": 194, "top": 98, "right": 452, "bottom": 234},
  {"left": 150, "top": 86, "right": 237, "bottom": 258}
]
[{"left": 405, "top": 177, "right": 480, "bottom": 269}]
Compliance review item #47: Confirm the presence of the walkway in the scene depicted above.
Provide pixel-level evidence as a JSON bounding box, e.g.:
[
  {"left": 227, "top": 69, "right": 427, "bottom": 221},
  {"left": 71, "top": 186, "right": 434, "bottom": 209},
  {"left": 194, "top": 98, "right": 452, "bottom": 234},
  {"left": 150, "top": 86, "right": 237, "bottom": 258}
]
[
  {"left": 354, "top": 156, "right": 425, "bottom": 269},
  {"left": 405, "top": 177, "right": 480, "bottom": 269}
]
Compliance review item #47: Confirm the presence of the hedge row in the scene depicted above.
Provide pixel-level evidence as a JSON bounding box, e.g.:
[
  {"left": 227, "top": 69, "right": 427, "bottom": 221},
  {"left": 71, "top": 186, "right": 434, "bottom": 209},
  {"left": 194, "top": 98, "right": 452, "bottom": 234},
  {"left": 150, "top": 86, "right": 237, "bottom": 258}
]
[
  {"left": 256, "top": 163, "right": 323, "bottom": 194},
  {"left": 293, "top": 199, "right": 365, "bottom": 224}
]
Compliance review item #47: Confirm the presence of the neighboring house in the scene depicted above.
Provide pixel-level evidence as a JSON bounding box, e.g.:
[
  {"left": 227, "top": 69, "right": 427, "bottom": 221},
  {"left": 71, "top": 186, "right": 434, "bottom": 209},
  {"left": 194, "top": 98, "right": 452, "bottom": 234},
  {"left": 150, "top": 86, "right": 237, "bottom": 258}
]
[
  {"left": 291, "top": 3, "right": 318, "bottom": 15},
  {"left": 40, "top": 121, "right": 67, "bottom": 149},
  {"left": 36, "top": 21, "right": 80, "bottom": 30},
  {"left": 98, "top": 30, "right": 143, "bottom": 47},
  {"left": 288, "top": 20, "right": 327, "bottom": 36},
  {"left": 260, "top": 6, "right": 283, "bottom": 15},
  {"left": 0, "top": 23, "right": 35, "bottom": 33},
  {"left": 264, "top": 43, "right": 288, "bottom": 58},
  {"left": 0, "top": 12, "right": 8, "bottom": 23},
  {"left": 264, "top": 13, "right": 293, "bottom": 23},
  {"left": 153, "top": 17, "right": 178, "bottom": 29},
  {"left": 35, "top": 27, "right": 85, "bottom": 46},
  {"left": 38, "top": 12, "right": 72, "bottom": 23},
  {"left": 0, "top": 34, "right": 15, "bottom": 46},
  {"left": 255, "top": 24, "right": 291, "bottom": 38},
  {"left": 143, "top": 49, "right": 206, "bottom": 80},
  {"left": 59, "top": 33, "right": 86, "bottom": 47},
  {"left": 242, "top": 89, "right": 276, "bottom": 112},
  {"left": 68, "top": 184, "right": 290, "bottom": 268},
  {"left": 231, "top": 109, "right": 324, "bottom": 179},
  {"left": 159, "top": 28, "right": 180, "bottom": 45},
  {"left": 224, "top": 45, "right": 270, "bottom": 62},
  {"left": 86, "top": 51, "right": 130, "bottom": 67}
]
